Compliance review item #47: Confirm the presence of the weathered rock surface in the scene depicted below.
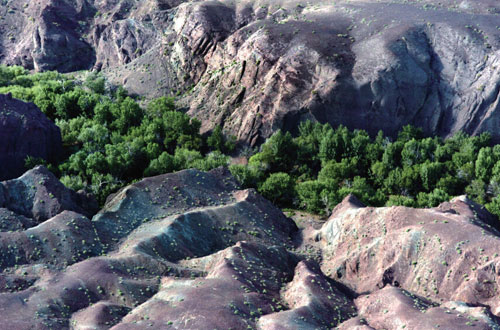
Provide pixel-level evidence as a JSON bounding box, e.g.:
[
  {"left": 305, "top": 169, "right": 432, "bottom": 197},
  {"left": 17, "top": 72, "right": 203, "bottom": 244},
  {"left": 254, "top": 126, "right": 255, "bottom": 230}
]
[
  {"left": 4, "top": 167, "right": 500, "bottom": 329},
  {"left": 105, "top": 0, "right": 500, "bottom": 144},
  {"left": 1, "top": 165, "right": 97, "bottom": 222},
  {"left": 319, "top": 194, "right": 500, "bottom": 327},
  {"left": 0, "top": 0, "right": 170, "bottom": 72},
  {"left": 338, "top": 286, "right": 500, "bottom": 330},
  {"left": 4, "top": 1, "right": 500, "bottom": 144},
  {"left": 257, "top": 260, "right": 356, "bottom": 329},
  {"left": 0, "top": 167, "right": 301, "bottom": 329},
  {"left": 0, "top": 94, "right": 62, "bottom": 180}
]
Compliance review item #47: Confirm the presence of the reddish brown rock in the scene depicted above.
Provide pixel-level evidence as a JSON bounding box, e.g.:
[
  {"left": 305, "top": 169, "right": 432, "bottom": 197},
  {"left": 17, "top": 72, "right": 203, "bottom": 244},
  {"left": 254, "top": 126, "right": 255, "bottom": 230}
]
[
  {"left": 4, "top": 167, "right": 500, "bottom": 328},
  {"left": 319, "top": 194, "right": 500, "bottom": 315},
  {"left": 0, "top": 211, "right": 102, "bottom": 269},
  {"left": 4, "top": 0, "right": 500, "bottom": 143},
  {"left": 344, "top": 285, "right": 500, "bottom": 330},
  {"left": 0, "top": 208, "right": 36, "bottom": 231},
  {"left": 70, "top": 301, "right": 131, "bottom": 330},
  {"left": 258, "top": 260, "right": 356, "bottom": 329},
  {"left": 105, "top": 0, "right": 500, "bottom": 144},
  {"left": 0, "top": 167, "right": 301, "bottom": 329},
  {"left": 111, "top": 242, "right": 298, "bottom": 329}
]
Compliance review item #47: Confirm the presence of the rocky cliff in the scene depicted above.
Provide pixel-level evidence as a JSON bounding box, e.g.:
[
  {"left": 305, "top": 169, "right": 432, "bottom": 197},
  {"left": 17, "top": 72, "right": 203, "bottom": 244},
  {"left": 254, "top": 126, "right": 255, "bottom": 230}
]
[
  {"left": 3, "top": 0, "right": 500, "bottom": 144},
  {"left": 2, "top": 166, "right": 500, "bottom": 329}
]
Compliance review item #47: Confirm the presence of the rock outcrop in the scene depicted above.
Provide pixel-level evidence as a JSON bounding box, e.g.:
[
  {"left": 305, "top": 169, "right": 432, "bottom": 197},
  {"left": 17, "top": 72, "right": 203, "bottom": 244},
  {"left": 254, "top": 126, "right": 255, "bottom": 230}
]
[
  {"left": 3, "top": 0, "right": 500, "bottom": 144},
  {"left": 0, "top": 94, "right": 62, "bottom": 180},
  {"left": 319, "top": 194, "right": 500, "bottom": 328},
  {"left": 106, "top": 0, "right": 500, "bottom": 144},
  {"left": 0, "top": 0, "right": 165, "bottom": 72},
  {"left": 168, "top": 0, "right": 500, "bottom": 144},
  {"left": 340, "top": 286, "right": 500, "bottom": 330},
  {"left": 1, "top": 165, "right": 98, "bottom": 221},
  {"left": 0, "top": 167, "right": 301, "bottom": 329}
]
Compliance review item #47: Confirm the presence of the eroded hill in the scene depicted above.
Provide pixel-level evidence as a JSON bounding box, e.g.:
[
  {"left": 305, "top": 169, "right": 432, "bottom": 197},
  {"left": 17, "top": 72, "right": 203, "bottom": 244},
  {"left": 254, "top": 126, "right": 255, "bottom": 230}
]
[{"left": 1, "top": 166, "right": 500, "bottom": 329}]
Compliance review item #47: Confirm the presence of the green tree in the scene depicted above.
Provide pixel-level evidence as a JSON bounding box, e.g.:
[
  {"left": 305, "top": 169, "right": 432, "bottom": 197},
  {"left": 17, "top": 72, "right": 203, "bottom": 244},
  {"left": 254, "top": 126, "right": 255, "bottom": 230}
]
[
  {"left": 382, "top": 141, "right": 404, "bottom": 169},
  {"left": 397, "top": 125, "right": 423, "bottom": 143},
  {"left": 144, "top": 152, "right": 175, "bottom": 177},
  {"left": 486, "top": 196, "right": 500, "bottom": 218},
  {"left": 85, "top": 73, "right": 106, "bottom": 94},
  {"left": 337, "top": 176, "right": 383, "bottom": 206},
  {"left": 249, "top": 130, "right": 296, "bottom": 173},
  {"left": 420, "top": 162, "right": 446, "bottom": 191},
  {"left": 465, "top": 179, "right": 487, "bottom": 205},
  {"left": 207, "top": 125, "right": 236, "bottom": 153},
  {"left": 112, "top": 97, "right": 143, "bottom": 134},
  {"left": 54, "top": 91, "right": 82, "bottom": 119},
  {"left": 475, "top": 147, "right": 496, "bottom": 182},
  {"left": 416, "top": 189, "right": 450, "bottom": 207},
  {"left": 296, "top": 180, "right": 326, "bottom": 214},
  {"left": 147, "top": 96, "right": 176, "bottom": 116},
  {"left": 259, "top": 172, "right": 295, "bottom": 205},
  {"left": 318, "top": 159, "right": 356, "bottom": 183},
  {"left": 229, "top": 163, "right": 265, "bottom": 188},
  {"left": 436, "top": 175, "right": 464, "bottom": 196},
  {"left": 190, "top": 151, "right": 229, "bottom": 171},
  {"left": 385, "top": 195, "right": 416, "bottom": 207},
  {"left": 94, "top": 101, "right": 117, "bottom": 125},
  {"left": 162, "top": 111, "right": 202, "bottom": 152}
]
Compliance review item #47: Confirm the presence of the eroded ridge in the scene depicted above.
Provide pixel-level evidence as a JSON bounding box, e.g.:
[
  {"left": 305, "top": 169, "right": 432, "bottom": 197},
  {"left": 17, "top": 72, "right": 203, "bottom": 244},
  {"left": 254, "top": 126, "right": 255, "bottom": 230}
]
[{"left": 3, "top": 167, "right": 500, "bottom": 329}]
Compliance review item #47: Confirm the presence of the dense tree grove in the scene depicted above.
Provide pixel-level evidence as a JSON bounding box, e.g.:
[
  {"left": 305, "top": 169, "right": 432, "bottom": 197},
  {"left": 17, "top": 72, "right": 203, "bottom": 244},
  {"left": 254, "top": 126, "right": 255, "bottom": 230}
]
[
  {"left": 0, "top": 66, "right": 232, "bottom": 204},
  {"left": 2, "top": 65, "right": 500, "bottom": 219},
  {"left": 230, "top": 122, "right": 500, "bottom": 218}
]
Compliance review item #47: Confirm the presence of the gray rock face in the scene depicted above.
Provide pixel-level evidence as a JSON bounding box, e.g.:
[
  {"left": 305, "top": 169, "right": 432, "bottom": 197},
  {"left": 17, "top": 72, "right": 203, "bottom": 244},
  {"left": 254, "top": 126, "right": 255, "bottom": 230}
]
[
  {"left": 1, "top": 0, "right": 96, "bottom": 72},
  {"left": 0, "top": 0, "right": 168, "bottom": 72},
  {"left": 0, "top": 94, "right": 62, "bottom": 180},
  {"left": 170, "top": 0, "right": 500, "bottom": 144},
  {"left": 93, "top": 19, "right": 158, "bottom": 71},
  {"left": 105, "top": 0, "right": 500, "bottom": 144}
]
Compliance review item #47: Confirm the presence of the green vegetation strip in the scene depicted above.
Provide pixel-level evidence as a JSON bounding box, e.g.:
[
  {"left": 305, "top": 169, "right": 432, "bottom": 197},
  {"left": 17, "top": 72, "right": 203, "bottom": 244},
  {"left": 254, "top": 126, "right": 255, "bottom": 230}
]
[{"left": 1, "top": 65, "right": 500, "bottom": 219}]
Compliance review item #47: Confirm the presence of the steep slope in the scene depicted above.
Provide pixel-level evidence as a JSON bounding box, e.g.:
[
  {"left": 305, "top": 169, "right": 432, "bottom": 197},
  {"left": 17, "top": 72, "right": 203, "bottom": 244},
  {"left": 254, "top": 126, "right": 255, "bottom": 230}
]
[
  {"left": 339, "top": 286, "right": 500, "bottom": 330},
  {"left": 319, "top": 194, "right": 500, "bottom": 321},
  {"left": 106, "top": 0, "right": 500, "bottom": 144},
  {"left": 0, "top": 165, "right": 97, "bottom": 221},
  {"left": 3, "top": 0, "right": 500, "bottom": 144},
  {"left": 0, "top": 167, "right": 300, "bottom": 329},
  {"left": 0, "top": 0, "right": 172, "bottom": 72}
]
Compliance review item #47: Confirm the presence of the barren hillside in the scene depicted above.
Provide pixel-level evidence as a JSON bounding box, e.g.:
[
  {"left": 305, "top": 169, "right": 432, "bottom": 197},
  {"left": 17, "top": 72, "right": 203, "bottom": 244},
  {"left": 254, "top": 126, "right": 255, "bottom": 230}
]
[{"left": 0, "top": 166, "right": 500, "bottom": 329}]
